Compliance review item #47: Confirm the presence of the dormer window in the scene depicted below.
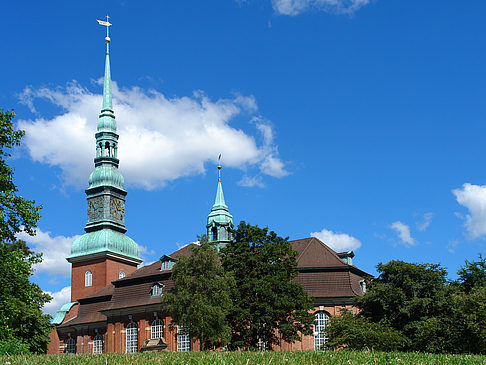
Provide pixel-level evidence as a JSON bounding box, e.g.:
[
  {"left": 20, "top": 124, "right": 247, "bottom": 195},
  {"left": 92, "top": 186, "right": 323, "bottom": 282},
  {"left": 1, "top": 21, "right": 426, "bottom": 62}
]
[
  {"left": 151, "top": 284, "right": 162, "bottom": 297},
  {"left": 160, "top": 255, "right": 175, "bottom": 271},
  {"left": 360, "top": 280, "right": 367, "bottom": 294}
]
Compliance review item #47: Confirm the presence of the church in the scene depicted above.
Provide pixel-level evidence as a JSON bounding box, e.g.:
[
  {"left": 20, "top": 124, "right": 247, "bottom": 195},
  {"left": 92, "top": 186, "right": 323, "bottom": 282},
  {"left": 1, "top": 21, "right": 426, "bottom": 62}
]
[{"left": 46, "top": 24, "right": 369, "bottom": 354}]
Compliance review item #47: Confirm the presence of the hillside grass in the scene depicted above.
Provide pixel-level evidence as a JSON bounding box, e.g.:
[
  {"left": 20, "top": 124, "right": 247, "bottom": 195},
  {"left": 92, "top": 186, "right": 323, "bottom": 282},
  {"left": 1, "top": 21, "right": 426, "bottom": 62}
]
[{"left": 1, "top": 351, "right": 485, "bottom": 365}]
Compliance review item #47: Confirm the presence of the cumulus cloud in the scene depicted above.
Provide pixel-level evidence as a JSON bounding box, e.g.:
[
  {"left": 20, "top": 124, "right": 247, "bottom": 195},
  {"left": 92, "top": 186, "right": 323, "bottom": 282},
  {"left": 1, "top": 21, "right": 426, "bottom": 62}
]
[
  {"left": 43, "top": 286, "right": 71, "bottom": 315},
  {"left": 453, "top": 183, "right": 486, "bottom": 239},
  {"left": 389, "top": 221, "right": 416, "bottom": 246},
  {"left": 310, "top": 228, "right": 362, "bottom": 251},
  {"left": 17, "top": 229, "right": 77, "bottom": 277},
  {"left": 238, "top": 175, "right": 265, "bottom": 188},
  {"left": 18, "top": 82, "right": 287, "bottom": 190},
  {"left": 416, "top": 212, "right": 434, "bottom": 232},
  {"left": 271, "top": 0, "right": 371, "bottom": 16}
]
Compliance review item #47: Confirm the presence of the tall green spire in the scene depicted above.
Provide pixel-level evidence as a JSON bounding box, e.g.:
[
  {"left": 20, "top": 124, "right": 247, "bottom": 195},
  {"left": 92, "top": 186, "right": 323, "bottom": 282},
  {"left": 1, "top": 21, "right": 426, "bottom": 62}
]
[
  {"left": 207, "top": 158, "right": 233, "bottom": 251},
  {"left": 68, "top": 19, "right": 140, "bottom": 264}
]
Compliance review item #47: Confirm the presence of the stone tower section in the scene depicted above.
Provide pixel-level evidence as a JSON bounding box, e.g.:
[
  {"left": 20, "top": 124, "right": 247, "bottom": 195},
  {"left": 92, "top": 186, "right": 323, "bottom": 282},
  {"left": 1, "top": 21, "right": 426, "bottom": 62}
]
[
  {"left": 207, "top": 162, "right": 234, "bottom": 251},
  {"left": 67, "top": 24, "right": 142, "bottom": 302}
]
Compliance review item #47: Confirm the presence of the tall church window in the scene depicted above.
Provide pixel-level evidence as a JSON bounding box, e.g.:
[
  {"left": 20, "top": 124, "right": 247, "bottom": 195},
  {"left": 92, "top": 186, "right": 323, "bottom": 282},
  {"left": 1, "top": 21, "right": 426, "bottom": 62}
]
[
  {"left": 119, "top": 271, "right": 126, "bottom": 279},
  {"left": 151, "top": 319, "right": 164, "bottom": 339},
  {"left": 177, "top": 326, "right": 191, "bottom": 352},
  {"left": 126, "top": 321, "right": 138, "bottom": 353},
  {"left": 314, "top": 311, "right": 329, "bottom": 351},
  {"left": 66, "top": 337, "right": 76, "bottom": 354},
  {"left": 211, "top": 226, "right": 218, "bottom": 241},
  {"left": 85, "top": 270, "right": 92, "bottom": 287},
  {"left": 93, "top": 334, "right": 103, "bottom": 354}
]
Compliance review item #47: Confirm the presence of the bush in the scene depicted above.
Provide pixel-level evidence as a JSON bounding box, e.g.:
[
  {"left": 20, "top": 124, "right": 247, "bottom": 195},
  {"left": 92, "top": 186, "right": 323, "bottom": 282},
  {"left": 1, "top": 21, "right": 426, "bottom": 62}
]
[
  {"left": 0, "top": 339, "right": 31, "bottom": 355},
  {"left": 327, "top": 310, "right": 406, "bottom": 351}
]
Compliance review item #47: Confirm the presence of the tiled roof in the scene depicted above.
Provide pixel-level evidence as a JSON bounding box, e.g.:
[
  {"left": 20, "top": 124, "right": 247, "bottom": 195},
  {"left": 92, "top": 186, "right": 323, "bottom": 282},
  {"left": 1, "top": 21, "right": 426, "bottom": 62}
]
[
  {"left": 59, "top": 298, "right": 109, "bottom": 327},
  {"left": 59, "top": 238, "right": 367, "bottom": 328}
]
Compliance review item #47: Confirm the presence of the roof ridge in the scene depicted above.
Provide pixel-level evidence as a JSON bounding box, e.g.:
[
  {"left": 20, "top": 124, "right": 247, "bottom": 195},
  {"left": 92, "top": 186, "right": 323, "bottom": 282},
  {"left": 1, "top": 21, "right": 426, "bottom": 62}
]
[
  {"left": 295, "top": 238, "right": 313, "bottom": 263},
  {"left": 312, "top": 237, "right": 352, "bottom": 266}
]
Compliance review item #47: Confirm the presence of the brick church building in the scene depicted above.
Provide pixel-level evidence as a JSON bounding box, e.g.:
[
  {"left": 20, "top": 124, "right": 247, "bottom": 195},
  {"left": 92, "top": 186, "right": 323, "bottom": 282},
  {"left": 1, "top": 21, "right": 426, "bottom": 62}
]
[{"left": 47, "top": 24, "right": 369, "bottom": 354}]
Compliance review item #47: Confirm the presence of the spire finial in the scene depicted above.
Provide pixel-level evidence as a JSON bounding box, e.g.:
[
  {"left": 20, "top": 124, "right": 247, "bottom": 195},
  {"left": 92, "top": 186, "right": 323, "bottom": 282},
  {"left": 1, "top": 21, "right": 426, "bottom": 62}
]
[
  {"left": 218, "top": 153, "right": 222, "bottom": 182},
  {"left": 97, "top": 16, "right": 112, "bottom": 46}
]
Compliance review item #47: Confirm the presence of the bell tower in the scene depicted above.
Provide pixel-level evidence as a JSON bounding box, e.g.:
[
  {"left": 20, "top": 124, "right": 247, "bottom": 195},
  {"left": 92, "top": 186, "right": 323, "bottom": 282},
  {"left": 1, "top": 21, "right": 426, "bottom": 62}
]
[
  {"left": 207, "top": 158, "right": 233, "bottom": 251},
  {"left": 67, "top": 18, "right": 142, "bottom": 302}
]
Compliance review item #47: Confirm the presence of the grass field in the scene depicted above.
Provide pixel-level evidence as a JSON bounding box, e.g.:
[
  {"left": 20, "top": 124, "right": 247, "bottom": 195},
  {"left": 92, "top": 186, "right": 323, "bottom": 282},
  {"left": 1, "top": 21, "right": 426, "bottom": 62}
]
[{"left": 1, "top": 351, "right": 485, "bottom": 365}]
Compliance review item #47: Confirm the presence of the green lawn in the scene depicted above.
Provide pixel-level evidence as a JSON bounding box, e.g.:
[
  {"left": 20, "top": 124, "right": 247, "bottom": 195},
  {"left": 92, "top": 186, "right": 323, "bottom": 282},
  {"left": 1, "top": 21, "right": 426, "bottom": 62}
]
[{"left": 1, "top": 351, "right": 485, "bottom": 365}]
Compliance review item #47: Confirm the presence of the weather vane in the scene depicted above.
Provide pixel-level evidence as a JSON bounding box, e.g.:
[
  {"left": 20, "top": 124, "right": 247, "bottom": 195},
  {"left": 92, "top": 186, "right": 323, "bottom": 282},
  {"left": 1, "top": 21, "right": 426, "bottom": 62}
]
[
  {"left": 97, "top": 15, "right": 112, "bottom": 42},
  {"left": 218, "top": 154, "right": 222, "bottom": 181}
]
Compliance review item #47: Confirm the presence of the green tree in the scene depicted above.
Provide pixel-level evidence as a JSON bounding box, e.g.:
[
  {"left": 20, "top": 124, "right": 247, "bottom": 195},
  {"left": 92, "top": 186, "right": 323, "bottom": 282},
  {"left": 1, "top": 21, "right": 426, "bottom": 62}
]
[
  {"left": 456, "top": 254, "right": 486, "bottom": 293},
  {"left": 221, "top": 221, "right": 314, "bottom": 350},
  {"left": 0, "top": 109, "right": 51, "bottom": 353},
  {"left": 0, "top": 109, "right": 41, "bottom": 243},
  {"left": 162, "top": 237, "right": 234, "bottom": 350},
  {"left": 0, "top": 241, "right": 53, "bottom": 353},
  {"left": 355, "top": 260, "right": 452, "bottom": 352},
  {"left": 327, "top": 309, "right": 405, "bottom": 351}
]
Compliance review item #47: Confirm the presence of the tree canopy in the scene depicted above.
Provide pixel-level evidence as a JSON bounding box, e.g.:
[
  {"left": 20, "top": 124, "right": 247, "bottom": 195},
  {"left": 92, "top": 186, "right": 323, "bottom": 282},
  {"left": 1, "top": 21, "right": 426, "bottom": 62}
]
[
  {"left": 162, "top": 238, "right": 234, "bottom": 350},
  {"left": 0, "top": 109, "right": 51, "bottom": 353},
  {"left": 221, "top": 221, "right": 314, "bottom": 350}
]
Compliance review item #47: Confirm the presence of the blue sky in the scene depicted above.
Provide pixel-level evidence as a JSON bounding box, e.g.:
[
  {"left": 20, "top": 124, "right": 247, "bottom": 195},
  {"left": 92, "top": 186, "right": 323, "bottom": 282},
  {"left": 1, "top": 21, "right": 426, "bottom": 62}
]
[{"left": 1, "top": 0, "right": 486, "bottom": 314}]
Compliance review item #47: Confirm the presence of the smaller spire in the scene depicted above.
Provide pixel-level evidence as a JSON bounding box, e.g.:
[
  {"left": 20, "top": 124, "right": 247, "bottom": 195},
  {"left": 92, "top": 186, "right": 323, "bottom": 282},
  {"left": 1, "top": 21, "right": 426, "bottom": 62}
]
[
  {"left": 213, "top": 154, "right": 226, "bottom": 209},
  {"left": 97, "top": 16, "right": 113, "bottom": 112}
]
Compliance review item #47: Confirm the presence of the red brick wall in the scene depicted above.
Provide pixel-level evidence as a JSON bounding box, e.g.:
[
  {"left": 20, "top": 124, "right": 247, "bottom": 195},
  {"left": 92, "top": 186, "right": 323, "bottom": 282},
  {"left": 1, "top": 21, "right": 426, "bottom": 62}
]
[
  {"left": 273, "top": 304, "right": 358, "bottom": 351},
  {"left": 71, "top": 257, "right": 137, "bottom": 302}
]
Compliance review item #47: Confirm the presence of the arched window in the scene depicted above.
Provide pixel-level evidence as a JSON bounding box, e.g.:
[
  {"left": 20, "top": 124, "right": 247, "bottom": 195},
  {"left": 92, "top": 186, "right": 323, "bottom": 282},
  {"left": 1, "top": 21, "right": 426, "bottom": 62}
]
[
  {"left": 119, "top": 271, "right": 126, "bottom": 279},
  {"left": 177, "top": 326, "right": 191, "bottom": 352},
  {"left": 151, "top": 319, "right": 164, "bottom": 339},
  {"left": 93, "top": 334, "right": 103, "bottom": 354},
  {"left": 151, "top": 284, "right": 161, "bottom": 297},
  {"left": 126, "top": 322, "right": 138, "bottom": 353},
  {"left": 66, "top": 337, "right": 76, "bottom": 354},
  {"left": 211, "top": 226, "right": 218, "bottom": 241},
  {"left": 314, "top": 311, "right": 329, "bottom": 351},
  {"left": 85, "top": 270, "right": 92, "bottom": 287}
]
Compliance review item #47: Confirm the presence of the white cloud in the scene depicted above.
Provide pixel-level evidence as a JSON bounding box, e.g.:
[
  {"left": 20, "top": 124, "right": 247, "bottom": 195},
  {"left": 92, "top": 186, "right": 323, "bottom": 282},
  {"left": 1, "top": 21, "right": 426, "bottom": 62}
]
[
  {"left": 416, "top": 212, "right": 434, "bottom": 232},
  {"left": 389, "top": 221, "right": 416, "bottom": 246},
  {"left": 43, "top": 286, "right": 71, "bottom": 315},
  {"left": 310, "top": 228, "right": 362, "bottom": 251},
  {"left": 238, "top": 175, "right": 265, "bottom": 188},
  {"left": 17, "top": 229, "right": 77, "bottom": 277},
  {"left": 272, "top": 0, "right": 371, "bottom": 16},
  {"left": 18, "top": 82, "right": 287, "bottom": 190},
  {"left": 453, "top": 183, "right": 486, "bottom": 239}
]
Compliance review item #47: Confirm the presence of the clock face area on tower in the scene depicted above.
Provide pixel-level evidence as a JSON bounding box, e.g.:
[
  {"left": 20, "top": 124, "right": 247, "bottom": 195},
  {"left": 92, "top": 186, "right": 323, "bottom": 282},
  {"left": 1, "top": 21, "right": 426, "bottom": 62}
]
[
  {"left": 110, "top": 197, "right": 125, "bottom": 221},
  {"left": 87, "top": 195, "right": 125, "bottom": 224}
]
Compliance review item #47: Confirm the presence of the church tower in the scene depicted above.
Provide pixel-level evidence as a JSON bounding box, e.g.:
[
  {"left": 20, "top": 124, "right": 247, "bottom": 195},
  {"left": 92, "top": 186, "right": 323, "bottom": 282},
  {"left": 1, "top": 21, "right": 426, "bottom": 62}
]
[
  {"left": 67, "top": 21, "right": 142, "bottom": 302},
  {"left": 207, "top": 161, "right": 233, "bottom": 250}
]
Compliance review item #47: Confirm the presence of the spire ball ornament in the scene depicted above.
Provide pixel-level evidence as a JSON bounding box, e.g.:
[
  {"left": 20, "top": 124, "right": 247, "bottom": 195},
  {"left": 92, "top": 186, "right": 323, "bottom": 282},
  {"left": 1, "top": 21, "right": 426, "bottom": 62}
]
[{"left": 105, "top": 36, "right": 111, "bottom": 43}]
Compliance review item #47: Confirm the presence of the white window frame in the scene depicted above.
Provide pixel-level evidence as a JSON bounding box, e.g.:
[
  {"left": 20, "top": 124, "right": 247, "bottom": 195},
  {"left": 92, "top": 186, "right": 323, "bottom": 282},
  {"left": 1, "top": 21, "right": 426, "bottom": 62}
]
[
  {"left": 177, "top": 326, "right": 191, "bottom": 352},
  {"left": 151, "top": 319, "right": 164, "bottom": 339},
  {"left": 93, "top": 334, "right": 103, "bottom": 354},
  {"left": 85, "top": 270, "right": 92, "bottom": 287},
  {"left": 66, "top": 337, "right": 76, "bottom": 354},
  {"left": 126, "top": 321, "right": 138, "bottom": 353},
  {"left": 119, "top": 271, "right": 126, "bottom": 279},
  {"left": 314, "top": 311, "right": 329, "bottom": 351},
  {"left": 151, "top": 284, "right": 161, "bottom": 297}
]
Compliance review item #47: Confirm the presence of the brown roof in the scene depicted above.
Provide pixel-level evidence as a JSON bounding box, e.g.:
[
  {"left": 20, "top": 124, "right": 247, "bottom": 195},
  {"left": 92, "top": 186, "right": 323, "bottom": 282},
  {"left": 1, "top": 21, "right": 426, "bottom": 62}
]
[
  {"left": 294, "top": 270, "right": 363, "bottom": 298},
  {"left": 290, "top": 237, "right": 352, "bottom": 268},
  {"left": 59, "top": 298, "right": 110, "bottom": 327},
  {"left": 60, "top": 238, "right": 368, "bottom": 328},
  {"left": 106, "top": 277, "right": 175, "bottom": 311}
]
